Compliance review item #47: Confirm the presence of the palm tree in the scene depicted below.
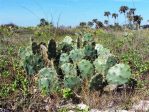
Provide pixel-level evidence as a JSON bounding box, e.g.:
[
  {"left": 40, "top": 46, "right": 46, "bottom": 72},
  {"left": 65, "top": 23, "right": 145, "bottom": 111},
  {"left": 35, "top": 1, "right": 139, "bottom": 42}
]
[
  {"left": 119, "top": 6, "right": 129, "bottom": 26},
  {"left": 133, "top": 15, "right": 143, "bottom": 29},
  {"left": 126, "top": 8, "right": 136, "bottom": 29},
  {"left": 127, "top": 11, "right": 133, "bottom": 27},
  {"left": 112, "top": 13, "right": 118, "bottom": 25},
  {"left": 147, "top": 20, "right": 149, "bottom": 25},
  {"left": 130, "top": 8, "right": 136, "bottom": 15},
  {"left": 92, "top": 19, "right": 98, "bottom": 24},
  {"left": 88, "top": 21, "right": 94, "bottom": 28},
  {"left": 80, "top": 22, "right": 87, "bottom": 27},
  {"left": 92, "top": 19, "right": 98, "bottom": 28},
  {"left": 39, "top": 18, "right": 49, "bottom": 26},
  {"left": 96, "top": 21, "right": 103, "bottom": 29},
  {"left": 104, "top": 20, "right": 109, "bottom": 26},
  {"left": 104, "top": 11, "right": 111, "bottom": 24}
]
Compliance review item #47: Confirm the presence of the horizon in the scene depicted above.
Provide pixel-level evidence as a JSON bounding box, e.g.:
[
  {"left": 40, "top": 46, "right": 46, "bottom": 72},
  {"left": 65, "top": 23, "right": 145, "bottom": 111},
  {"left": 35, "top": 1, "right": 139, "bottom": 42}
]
[{"left": 0, "top": 0, "right": 148, "bottom": 27}]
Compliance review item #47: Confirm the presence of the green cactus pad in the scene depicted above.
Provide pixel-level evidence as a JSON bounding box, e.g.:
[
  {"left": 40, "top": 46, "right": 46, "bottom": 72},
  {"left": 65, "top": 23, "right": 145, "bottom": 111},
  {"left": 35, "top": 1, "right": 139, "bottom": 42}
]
[
  {"left": 89, "top": 74, "right": 104, "bottom": 91},
  {"left": 106, "top": 56, "right": 118, "bottom": 68},
  {"left": 95, "top": 44, "right": 104, "bottom": 55},
  {"left": 64, "top": 76, "right": 81, "bottom": 89},
  {"left": 39, "top": 67, "right": 57, "bottom": 79},
  {"left": 18, "top": 47, "right": 32, "bottom": 61},
  {"left": 84, "top": 45, "right": 94, "bottom": 57},
  {"left": 78, "top": 59, "right": 94, "bottom": 79},
  {"left": 38, "top": 67, "right": 59, "bottom": 93},
  {"left": 61, "top": 63, "right": 77, "bottom": 76},
  {"left": 38, "top": 77, "right": 50, "bottom": 94},
  {"left": 83, "top": 33, "right": 93, "bottom": 42},
  {"left": 59, "top": 53, "right": 70, "bottom": 66},
  {"left": 63, "top": 36, "right": 73, "bottom": 44},
  {"left": 23, "top": 54, "right": 44, "bottom": 75},
  {"left": 95, "top": 44, "right": 112, "bottom": 58},
  {"left": 106, "top": 64, "right": 132, "bottom": 85},
  {"left": 69, "top": 49, "right": 85, "bottom": 62},
  {"left": 93, "top": 57, "right": 107, "bottom": 75}
]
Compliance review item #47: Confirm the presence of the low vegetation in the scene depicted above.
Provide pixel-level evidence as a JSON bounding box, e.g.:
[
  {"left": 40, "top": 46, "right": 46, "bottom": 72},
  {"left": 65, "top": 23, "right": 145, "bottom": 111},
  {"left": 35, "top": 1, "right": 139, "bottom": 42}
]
[{"left": 0, "top": 5, "right": 149, "bottom": 112}]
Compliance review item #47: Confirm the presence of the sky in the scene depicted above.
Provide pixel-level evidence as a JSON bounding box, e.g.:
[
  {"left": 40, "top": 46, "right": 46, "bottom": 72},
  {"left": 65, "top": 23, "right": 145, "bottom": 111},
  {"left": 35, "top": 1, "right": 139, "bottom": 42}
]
[{"left": 0, "top": 0, "right": 148, "bottom": 26}]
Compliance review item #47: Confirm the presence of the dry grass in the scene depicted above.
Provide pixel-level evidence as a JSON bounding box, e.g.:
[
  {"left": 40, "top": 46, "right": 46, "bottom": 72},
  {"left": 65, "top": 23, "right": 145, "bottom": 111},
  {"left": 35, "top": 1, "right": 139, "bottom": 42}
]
[{"left": 78, "top": 77, "right": 149, "bottom": 110}]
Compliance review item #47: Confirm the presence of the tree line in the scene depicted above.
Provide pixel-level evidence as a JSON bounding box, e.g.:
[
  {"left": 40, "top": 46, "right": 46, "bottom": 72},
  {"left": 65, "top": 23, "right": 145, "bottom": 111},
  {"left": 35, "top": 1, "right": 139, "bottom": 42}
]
[{"left": 79, "top": 6, "right": 143, "bottom": 30}]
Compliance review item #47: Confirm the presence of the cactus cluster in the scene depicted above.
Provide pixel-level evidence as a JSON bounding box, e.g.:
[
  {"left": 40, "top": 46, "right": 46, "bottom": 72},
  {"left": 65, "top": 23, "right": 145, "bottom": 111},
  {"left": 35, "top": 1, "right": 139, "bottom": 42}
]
[
  {"left": 19, "top": 34, "right": 133, "bottom": 94},
  {"left": 19, "top": 47, "right": 44, "bottom": 75}
]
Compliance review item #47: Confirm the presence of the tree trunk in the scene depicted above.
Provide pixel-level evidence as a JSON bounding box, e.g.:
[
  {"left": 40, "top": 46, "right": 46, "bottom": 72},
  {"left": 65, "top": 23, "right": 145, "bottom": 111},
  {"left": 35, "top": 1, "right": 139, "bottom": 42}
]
[{"left": 124, "top": 13, "right": 127, "bottom": 30}]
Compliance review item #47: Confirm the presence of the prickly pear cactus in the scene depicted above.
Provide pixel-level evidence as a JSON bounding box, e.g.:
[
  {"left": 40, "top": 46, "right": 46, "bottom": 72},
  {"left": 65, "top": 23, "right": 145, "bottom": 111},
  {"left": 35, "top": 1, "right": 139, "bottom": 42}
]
[
  {"left": 59, "top": 53, "right": 70, "bottom": 66},
  {"left": 78, "top": 59, "right": 94, "bottom": 79},
  {"left": 48, "top": 39, "right": 57, "bottom": 60},
  {"left": 84, "top": 44, "right": 95, "bottom": 59},
  {"left": 39, "top": 67, "right": 57, "bottom": 79},
  {"left": 64, "top": 76, "right": 81, "bottom": 89},
  {"left": 61, "top": 63, "right": 77, "bottom": 76},
  {"left": 106, "top": 56, "right": 118, "bottom": 68},
  {"left": 83, "top": 33, "right": 93, "bottom": 42},
  {"left": 19, "top": 46, "right": 44, "bottom": 75},
  {"left": 89, "top": 74, "right": 104, "bottom": 91},
  {"left": 105, "top": 56, "right": 118, "bottom": 73},
  {"left": 95, "top": 44, "right": 112, "bottom": 58},
  {"left": 19, "top": 31, "right": 135, "bottom": 94},
  {"left": 94, "top": 56, "right": 118, "bottom": 76},
  {"left": 101, "top": 47, "right": 112, "bottom": 58},
  {"left": 32, "top": 42, "right": 40, "bottom": 55},
  {"left": 63, "top": 36, "right": 73, "bottom": 45},
  {"left": 38, "top": 67, "right": 59, "bottom": 93},
  {"left": 23, "top": 54, "right": 44, "bottom": 75},
  {"left": 61, "top": 42, "right": 73, "bottom": 53},
  {"left": 106, "top": 64, "right": 132, "bottom": 85},
  {"left": 93, "top": 57, "right": 107, "bottom": 75},
  {"left": 95, "top": 44, "right": 104, "bottom": 55},
  {"left": 76, "top": 37, "right": 81, "bottom": 48},
  {"left": 18, "top": 47, "right": 32, "bottom": 61},
  {"left": 69, "top": 49, "right": 85, "bottom": 63},
  {"left": 38, "top": 77, "right": 50, "bottom": 94},
  {"left": 58, "top": 36, "right": 73, "bottom": 53}
]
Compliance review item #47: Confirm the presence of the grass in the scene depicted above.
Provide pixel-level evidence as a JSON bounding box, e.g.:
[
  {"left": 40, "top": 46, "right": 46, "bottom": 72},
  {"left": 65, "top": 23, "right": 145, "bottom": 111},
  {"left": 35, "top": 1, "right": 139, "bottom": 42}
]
[{"left": 0, "top": 26, "right": 149, "bottom": 111}]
